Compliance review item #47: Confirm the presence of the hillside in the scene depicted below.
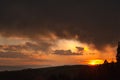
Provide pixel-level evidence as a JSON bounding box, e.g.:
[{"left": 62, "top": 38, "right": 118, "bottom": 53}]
[{"left": 0, "top": 63, "right": 120, "bottom": 80}]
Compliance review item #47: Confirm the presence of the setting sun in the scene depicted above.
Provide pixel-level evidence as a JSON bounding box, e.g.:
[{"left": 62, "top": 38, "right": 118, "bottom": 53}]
[
  {"left": 88, "top": 59, "right": 104, "bottom": 65},
  {"left": 84, "top": 47, "right": 89, "bottom": 51}
]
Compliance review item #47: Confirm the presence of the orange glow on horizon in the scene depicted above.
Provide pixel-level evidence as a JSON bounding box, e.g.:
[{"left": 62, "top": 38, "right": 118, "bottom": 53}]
[
  {"left": 0, "top": 37, "right": 117, "bottom": 66},
  {"left": 88, "top": 59, "right": 104, "bottom": 65}
]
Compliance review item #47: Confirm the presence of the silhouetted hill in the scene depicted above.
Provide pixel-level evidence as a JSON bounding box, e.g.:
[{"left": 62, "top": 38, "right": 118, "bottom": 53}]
[
  {"left": 0, "top": 63, "right": 120, "bottom": 80},
  {"left": 0, "top": 66, "right": 27, "bottom": 71}
]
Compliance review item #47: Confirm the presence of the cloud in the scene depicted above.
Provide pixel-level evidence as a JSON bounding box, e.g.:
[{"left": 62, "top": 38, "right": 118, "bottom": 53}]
[
  {"left": 0, "top": 51, "right": 27, "bottom": 58},
  {"left": 25, "top": 42, "right": 52, "bottom": 52},
  {"left": 0, "top": 41, "right": 54, "bottom": 59},
  {"left": 54, "top": 50, "right": 72, "bottom": 55},
  {"left": 0, "top": 0, "right": 119, "bottom": 50},
  {"left": 0, "top": 40, "right": 53, "bottom": 53},
  {"left": 54, "top": 49, "right": 83, "bottom": 55},
  {"left": 76, "top": 47, "right": 84, "bottom": 50}
]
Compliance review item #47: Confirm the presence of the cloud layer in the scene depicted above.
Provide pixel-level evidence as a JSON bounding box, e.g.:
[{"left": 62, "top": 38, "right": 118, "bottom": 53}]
[{"left": 0, "top": 0, "right": 119, "bottom": 50}]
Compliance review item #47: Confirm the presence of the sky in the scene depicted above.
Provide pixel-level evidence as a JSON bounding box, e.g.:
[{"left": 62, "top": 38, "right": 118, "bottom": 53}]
[{"left": 0, "top": 0, "right": 119, "bottom": 69}]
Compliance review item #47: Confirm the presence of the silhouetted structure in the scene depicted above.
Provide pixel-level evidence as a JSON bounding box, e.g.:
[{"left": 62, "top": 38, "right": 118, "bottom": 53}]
[
  {"left": 104, "top": 60, "right": 108, "bottom": 64},
  {"left": 116, "top": 42, "right": 120, "bottom": 63}
]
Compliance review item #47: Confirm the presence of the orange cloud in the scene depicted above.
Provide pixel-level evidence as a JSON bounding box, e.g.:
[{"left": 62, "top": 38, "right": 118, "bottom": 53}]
[{"left": 0, "top": 35, "right": 117, "bottom": 66}]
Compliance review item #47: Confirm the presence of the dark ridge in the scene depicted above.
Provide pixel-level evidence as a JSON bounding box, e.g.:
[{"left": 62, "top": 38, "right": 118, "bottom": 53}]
[{"left": 0, "top": 63, "right": 120, "bottom": 80}]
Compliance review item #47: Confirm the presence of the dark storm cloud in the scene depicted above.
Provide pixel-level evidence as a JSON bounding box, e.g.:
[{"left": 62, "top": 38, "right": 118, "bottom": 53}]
[{"left": 0, "top": 0, "right": 120, "bottom": 49}]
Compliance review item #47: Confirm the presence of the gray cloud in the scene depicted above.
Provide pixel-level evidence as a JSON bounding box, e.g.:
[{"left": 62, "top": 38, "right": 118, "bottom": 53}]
[
  {"left": 76, "top": 47, "right": 84, "bottom": 53},
  {"left": 0, "top": 41, "right": 52, "bottom": 59},
  {"left": 0, "top": 42, "right": 53, "bottom": 61},
  {"left": 54, "top": 50, "right": 72, "bottom": 55},
  {"left": 0, "top": 41, "right": 53, "bottom": 53},
  {"left": 54, "top": 50, "right": 83, "bottom": 55},
  {"left": 25, "top": 42, "right": 52, "bottom": 52},
  {"left": 0, "top": 51, "right": 27, "bottom": 58},
  {"left": 0, "top": 0, "right": 119, "bottom": 50}
]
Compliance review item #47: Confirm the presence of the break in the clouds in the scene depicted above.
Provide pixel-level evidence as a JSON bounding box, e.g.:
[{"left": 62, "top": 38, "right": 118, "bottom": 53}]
[{"left": 0, "top": 0, "right": 119, "bottom": 50}]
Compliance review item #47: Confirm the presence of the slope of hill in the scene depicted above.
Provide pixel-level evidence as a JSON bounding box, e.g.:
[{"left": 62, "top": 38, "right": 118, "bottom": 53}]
[
  {"left": 0, "top": 66, "right": 27, "bottom": 71},
  {"left": 0, "top": 64, "right": 120, "bottom": 80}
]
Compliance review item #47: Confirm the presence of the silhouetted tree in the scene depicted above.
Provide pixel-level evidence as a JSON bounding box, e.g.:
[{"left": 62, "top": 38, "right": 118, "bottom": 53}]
[
  {"left": 116, "top": 42, "right": 120, "bottom": 63},
  {"left": 104, "top": 60, "right": 108, "bottom": 64}
]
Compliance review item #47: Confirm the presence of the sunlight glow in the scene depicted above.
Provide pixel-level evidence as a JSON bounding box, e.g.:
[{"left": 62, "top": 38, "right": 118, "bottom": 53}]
[
  {"left": 84, "top": 47, "right": 89, "bottom": 51},
  {"left": 88, "top": 59, "right": 104, "bottom": 65},
  {"left": 53, "top": 39, "right": 85, "bottom": 52}
]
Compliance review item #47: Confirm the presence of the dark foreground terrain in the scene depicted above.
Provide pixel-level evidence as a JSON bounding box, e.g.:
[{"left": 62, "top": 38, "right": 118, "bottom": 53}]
[{"left": 0, "top": 63, "right": 120, "bottom": 80}]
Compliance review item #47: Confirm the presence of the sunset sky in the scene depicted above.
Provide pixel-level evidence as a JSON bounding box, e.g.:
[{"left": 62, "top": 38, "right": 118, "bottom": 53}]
[{"left": 0, "top": 0, "right": 119, "bottom": 68}]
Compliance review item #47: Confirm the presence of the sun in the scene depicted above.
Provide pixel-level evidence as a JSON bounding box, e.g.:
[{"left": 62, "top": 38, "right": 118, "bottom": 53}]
[
  {"left": 84, "top": 47, "right": 89, "bottom": 51},
  {"left": 88, "top": 59, "right": 104, "bottom": 65}
]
